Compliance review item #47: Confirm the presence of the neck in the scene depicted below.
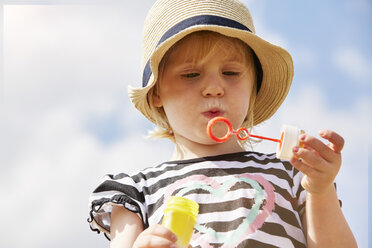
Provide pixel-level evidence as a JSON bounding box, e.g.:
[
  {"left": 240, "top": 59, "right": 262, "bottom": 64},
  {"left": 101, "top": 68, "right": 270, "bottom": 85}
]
[{"left": 170, "top": 134, "right": 245, "bottom": 161}]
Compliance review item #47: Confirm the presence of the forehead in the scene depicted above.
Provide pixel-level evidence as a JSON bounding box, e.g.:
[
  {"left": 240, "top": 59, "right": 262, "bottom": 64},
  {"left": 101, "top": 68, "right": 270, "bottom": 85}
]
[{"left": 164, "top": 31, "right": 253, "bottom": 65}]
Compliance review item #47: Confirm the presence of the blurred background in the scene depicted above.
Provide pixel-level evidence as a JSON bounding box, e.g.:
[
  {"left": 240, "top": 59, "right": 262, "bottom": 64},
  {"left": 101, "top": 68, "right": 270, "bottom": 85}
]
[{"left": 0, "top": 0, "right": 370, "bottom": 247}]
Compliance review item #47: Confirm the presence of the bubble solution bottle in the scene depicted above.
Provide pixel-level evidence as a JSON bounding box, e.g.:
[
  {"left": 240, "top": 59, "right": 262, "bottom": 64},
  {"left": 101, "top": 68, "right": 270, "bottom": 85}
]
[
  {"left": 276, "top": 125, "right": 305, "bottom": 160},
  {"left": 162, "top": 196, "right": 199, "bottom": 248}
]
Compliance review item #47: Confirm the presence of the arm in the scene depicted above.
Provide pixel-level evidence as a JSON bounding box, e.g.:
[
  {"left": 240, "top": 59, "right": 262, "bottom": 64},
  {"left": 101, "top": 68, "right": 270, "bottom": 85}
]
[
  {"left": 305, "top": 185, "right": 356, "bottom": 247},
  {"left": 110, "top": 205, "right": 143, "bottom": 248},
  {"left": 290, "top": 130, "right": 357, "bottom": 248},
  {"left": 110, "top": 205, "right": 178, "bottom": 248}
]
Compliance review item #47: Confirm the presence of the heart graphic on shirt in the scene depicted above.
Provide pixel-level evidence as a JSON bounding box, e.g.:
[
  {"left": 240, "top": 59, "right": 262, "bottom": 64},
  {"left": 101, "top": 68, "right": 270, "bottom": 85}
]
[{"left": 164, "top": 174, "right": 275, "bottom": 248}]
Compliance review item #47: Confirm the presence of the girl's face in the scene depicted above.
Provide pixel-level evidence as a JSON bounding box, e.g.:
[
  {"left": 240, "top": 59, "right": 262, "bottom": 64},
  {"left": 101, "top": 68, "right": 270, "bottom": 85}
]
[{"left": 153, "top": 32, "right": 255, "bottom": 156}]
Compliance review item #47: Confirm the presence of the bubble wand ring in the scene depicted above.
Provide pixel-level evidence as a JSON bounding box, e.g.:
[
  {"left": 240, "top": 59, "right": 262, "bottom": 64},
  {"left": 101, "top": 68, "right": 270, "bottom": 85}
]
[
  {"left": 207, "top": 116, "right": 233, "bottom": 143},
  {"left": 207, "top": 116, "right": 281, "bottom": 143}
]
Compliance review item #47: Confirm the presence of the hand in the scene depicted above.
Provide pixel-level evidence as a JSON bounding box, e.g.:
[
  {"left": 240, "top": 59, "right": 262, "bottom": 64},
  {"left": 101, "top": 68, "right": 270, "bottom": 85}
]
[
  {"left": 132, "top": 224, "right": 178, "bottom": 248},
  {"left": 290, "top": 130, "right": 344, "bottom": 195}
]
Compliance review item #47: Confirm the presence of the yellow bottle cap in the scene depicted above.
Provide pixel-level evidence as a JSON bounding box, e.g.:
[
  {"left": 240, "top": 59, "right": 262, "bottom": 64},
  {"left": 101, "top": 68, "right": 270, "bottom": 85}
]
[{"left": 164, "top": 196, "right": 199, "bottom": 221}]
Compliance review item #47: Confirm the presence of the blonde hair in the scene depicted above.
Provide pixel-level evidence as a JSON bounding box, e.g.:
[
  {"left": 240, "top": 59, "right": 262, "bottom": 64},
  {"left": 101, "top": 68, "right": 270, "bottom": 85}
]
[{"left": 146, "top": 31, "right": 258, "bottom": 146}]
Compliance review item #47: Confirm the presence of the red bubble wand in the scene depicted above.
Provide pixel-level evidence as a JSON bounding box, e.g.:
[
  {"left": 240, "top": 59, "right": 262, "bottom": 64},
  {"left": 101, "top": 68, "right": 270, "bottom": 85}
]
[{"left": 207, "top": 116, "right": 282, "bottom": 144}]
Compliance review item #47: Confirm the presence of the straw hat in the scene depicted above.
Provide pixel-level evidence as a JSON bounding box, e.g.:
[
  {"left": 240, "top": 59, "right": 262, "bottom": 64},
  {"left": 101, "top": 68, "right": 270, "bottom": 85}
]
[{"left": 129, "top": 0, "right": 293, "bottom": 126}]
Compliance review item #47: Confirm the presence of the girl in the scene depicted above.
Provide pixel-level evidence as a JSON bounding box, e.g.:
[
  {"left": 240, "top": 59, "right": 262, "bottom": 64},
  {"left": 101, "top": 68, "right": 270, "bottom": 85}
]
[{"left": 88, "top": 0, "right": 357, "bottom": 247}]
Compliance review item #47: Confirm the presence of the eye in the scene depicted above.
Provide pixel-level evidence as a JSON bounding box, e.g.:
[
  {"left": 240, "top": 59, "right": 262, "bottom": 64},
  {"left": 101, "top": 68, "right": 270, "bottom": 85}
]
[
  {"left": 181, "top": 72, "right": 200, "bottom": 78},
  {"left": 223, "top": 71, "right": 240, "bottom": 76}
]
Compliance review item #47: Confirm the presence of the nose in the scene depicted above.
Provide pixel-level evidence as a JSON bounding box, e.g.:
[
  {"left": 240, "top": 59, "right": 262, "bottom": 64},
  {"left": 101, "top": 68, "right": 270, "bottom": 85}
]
[{"left": 202, "top": 76, "right": 224, "bottom": 97}]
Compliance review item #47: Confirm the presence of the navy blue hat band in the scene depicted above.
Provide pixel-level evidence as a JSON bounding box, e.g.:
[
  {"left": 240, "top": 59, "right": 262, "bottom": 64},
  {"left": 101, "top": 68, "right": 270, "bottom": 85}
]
[{"left": 142, "top": 15, "right": 253, "bottom": 88}]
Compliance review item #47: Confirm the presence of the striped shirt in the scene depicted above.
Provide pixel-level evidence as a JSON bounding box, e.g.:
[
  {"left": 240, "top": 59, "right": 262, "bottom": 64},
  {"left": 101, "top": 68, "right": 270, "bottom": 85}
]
[{"left": 88, "top": 151, "right": 307, "bottom": 247}]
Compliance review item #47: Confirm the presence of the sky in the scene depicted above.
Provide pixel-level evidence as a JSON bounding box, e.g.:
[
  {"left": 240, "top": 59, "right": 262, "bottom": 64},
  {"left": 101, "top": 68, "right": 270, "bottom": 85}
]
[{"left": 0, "top": 0, "right": 371, "bottom": 247}]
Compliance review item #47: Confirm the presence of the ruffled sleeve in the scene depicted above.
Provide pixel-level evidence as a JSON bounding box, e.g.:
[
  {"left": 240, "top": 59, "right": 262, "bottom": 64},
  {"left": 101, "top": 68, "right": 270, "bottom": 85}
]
[{"left": 88, "top": 173, "right": 147, "bottom": 240}]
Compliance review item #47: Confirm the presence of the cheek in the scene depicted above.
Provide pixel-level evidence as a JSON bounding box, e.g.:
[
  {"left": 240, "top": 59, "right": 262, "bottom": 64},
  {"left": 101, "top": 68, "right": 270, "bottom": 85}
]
[
  {"left": 234, "top": 89, "right": 251, "bottom": 111},
  {"left": 163, "top": 104, "right": 194, "bottom": 135},
  {"left": 229, "top": 90, "right": 252, "bottom": 127},
  {"left": 162, "top": 94, "right": 184, "bottom": 112},
  {"left": 161, "top": 97, "right": 187, "bottom": 124}
]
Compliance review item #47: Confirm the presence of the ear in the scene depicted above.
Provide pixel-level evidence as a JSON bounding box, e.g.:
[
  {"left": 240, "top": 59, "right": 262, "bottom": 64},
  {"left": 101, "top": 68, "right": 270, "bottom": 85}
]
[{"left": 152, "top": 93, "right": 163, "bottom": 107}]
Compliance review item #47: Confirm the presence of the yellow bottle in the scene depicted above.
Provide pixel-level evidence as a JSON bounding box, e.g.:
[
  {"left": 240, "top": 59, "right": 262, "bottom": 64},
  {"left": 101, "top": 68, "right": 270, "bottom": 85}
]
[{"left": 162, "top": 196, "right": 199, "bottom": 248}]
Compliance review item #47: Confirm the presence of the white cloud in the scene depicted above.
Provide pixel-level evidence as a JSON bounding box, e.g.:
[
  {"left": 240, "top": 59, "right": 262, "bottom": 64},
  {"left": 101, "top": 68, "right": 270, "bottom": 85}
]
[
  {"left": 0, "top": 4, "right": 169, "bottom": 247},
  {"left": 291, "top": 46, "right": 319, "bottom": 70},
  {"left": 0, "top": 106, "right": 172, "bottom": 247},
  {"left": 332, "top": 46, "right": 372, "bottom": 83},
  {"left": 3, "top": 5, "right": 143, "bottom": 114}
]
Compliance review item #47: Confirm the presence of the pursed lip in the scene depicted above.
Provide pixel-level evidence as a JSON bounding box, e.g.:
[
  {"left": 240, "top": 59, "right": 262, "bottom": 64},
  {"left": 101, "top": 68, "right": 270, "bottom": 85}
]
[{"left": 202, "top": 108, "right": 225, "bottom": 119}]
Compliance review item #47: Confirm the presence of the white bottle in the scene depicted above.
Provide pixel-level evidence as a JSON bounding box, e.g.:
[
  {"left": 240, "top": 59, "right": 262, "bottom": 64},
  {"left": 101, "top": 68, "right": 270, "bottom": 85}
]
[{"left": 276, "top": 125, "right": 304, "bottom": 160}]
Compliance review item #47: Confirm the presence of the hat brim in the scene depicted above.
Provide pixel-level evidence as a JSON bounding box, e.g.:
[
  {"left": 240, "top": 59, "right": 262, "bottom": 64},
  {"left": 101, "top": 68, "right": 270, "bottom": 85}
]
[{"left": 129, "top": 25, "right": 293, "bottom": 126}]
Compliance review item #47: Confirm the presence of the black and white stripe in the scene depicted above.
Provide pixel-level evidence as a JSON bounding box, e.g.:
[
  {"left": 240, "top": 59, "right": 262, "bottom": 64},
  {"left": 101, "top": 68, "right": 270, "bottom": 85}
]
[{"left": 88, "top": 151, "right": 307, "bottom": 247}]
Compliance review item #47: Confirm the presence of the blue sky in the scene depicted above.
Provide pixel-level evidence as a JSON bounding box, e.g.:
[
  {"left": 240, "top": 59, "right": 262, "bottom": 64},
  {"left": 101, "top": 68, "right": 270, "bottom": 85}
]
[
  {"left": 248, "top": 0, "right": 372, "bottom": 108},
  {"left": 0, "top": 0, "right": 370, "bottom": 247}
]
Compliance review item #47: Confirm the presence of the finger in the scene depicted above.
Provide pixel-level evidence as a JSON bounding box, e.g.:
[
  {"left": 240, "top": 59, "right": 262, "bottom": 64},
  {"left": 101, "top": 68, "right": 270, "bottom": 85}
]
[
  {"left": 292, "top": 146, "right": 325, "bottom": 172},
  {"left": 290, "top": 156, "right": 320, "bottom": 176},
  {"left": 134, "top": 235, "right": 176, "bottom": 248},
  {"left": 300, "top": 134, "right": 338, "bottom": 163},
  {"left": 135, "top": 225, "right": 177, "bottom": 248},
  {"left": 144, "top": 224, "right": 178, "bottom": 242},
  {"left": 318, "top": 129, "right": 345, "bottom": 153},
  {"left": 299, "top": 143, "right": 319, "bottom": 156}
]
